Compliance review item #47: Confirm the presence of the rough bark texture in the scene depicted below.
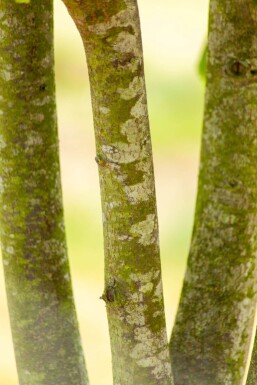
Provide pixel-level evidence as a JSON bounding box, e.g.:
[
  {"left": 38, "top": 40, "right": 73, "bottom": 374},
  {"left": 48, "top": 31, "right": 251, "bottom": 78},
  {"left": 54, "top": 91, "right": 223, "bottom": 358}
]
[
  {"left": 170, "top": 2, "right": 257, "bottom": 385},
  {"left": 0, "top": 2, "right": 88, "bottom": 385},
  {"left": 247, "top": 337, "right": 257, "bottom": 385},
  {"left": 61, "top": 1, "right": 173, "bottom": 385}
]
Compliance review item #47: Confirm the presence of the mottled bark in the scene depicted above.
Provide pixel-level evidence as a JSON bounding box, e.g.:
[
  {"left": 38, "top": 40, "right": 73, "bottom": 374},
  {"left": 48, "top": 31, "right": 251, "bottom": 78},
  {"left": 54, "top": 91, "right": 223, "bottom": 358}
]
[
  {"left": 60, "top": 1, "right": 173, "bottom": 385},
  {"left": 247, "top": 335, "right": 257, "bottom": 385},
  {"left": 170, "top": 2, "right": 257, "bottom": 385},
  {"left": 0, "top": 2, "right": 88, "bottom": 385}
]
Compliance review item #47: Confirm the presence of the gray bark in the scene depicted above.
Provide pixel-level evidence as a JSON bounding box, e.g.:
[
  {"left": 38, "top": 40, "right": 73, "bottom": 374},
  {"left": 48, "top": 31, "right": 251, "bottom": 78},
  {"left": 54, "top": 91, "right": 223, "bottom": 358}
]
[
  {"left": 170, "top": 2, "right": 257, "bottom": 385},
  {"left": 0, "top": 2, "right": 89, "bottom": 384},
  {"left": 61, "top": 1, "right": 173, "bottom": 384}
]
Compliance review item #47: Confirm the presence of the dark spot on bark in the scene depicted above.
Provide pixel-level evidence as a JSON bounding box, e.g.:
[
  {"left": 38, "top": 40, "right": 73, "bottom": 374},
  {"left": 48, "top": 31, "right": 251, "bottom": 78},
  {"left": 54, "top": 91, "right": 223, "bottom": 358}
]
[
  {"left": 26, "top": 266, "right": 35, "bottom": 281},
  {"left": 85, "top": 13, "right": 93, "bottom": 24},
  {"left": 95, "top": 154, "right": 106, "bottom": 166},
  {"left": 86, "top": 9, "right": 105, "bottom": 24},
  {"left": 111, "top": 53, "right": 135, "bottom": 69},
  {"left": 124, "top": 25, "right": 135, "bottom": 35},
  {"left": 94, "top": 9, "right": 105, "bottom": 21},
  {"left": 106, "top": 287, "right": 115, "bottom": 302},
  {"left": 100, "top": 290, "right": 115, "bottom": 303},
  {"left": 39, "top": 84, "right": 46, "bottom": 91},
  {"left": 101, "top": 279, "right": 117, "bottom": 303},
  {"left": 229, "top": 60, "right": 247, "bottom": 76},
  {"left": 229, "top": 179, "right": 238, "bottom": 188}
]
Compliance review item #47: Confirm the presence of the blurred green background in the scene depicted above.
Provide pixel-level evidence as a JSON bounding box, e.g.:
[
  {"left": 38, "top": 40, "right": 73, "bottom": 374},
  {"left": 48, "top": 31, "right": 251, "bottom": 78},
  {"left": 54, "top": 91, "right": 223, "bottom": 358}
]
[{"left": 0, "top": 0, "right": 208, "bottom": 384}]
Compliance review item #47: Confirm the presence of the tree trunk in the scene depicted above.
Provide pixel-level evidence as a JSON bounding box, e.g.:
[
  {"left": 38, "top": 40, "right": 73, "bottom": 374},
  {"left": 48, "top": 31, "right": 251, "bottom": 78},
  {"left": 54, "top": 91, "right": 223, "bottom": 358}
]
[
  {"left": 0, "top": 2, "right": 88, "bottom": 385},
  {"left": 61, "top": 1, "right": 173, "bottom": 384},
  {"left": 170, "top": 2, "right": 257, "bottom": 385},
  {"left": 246, "top": 334, "right": 257, "bottom": 385}
]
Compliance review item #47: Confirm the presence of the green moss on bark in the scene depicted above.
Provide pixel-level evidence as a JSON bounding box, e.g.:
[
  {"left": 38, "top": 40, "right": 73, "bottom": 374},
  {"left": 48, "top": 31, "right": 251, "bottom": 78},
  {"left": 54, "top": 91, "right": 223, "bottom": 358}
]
[
  {"left": 61, "top": 1, "right": 173, "bottom": 384},
  {"left": 0, "top": 2, "right": 88, "bottom": 385},
  {"left": 170, "top": 2, "right": 257, "bottom": 385}
]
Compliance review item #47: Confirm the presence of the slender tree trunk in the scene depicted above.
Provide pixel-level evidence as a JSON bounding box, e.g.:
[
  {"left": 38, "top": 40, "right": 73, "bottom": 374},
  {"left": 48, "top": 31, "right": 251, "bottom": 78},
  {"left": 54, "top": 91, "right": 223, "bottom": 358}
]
[
  {"left": 0, "top": 2, "right": 88, "bottom": 385},
  {"left": 170, "top": 2, "right": 257, "bottom": 385},
  {"left": 61, "top": 1, "right": 173, "bottom": 384},
  {"left": 246, "top": 335, "right": 257, "bottom": 385}
]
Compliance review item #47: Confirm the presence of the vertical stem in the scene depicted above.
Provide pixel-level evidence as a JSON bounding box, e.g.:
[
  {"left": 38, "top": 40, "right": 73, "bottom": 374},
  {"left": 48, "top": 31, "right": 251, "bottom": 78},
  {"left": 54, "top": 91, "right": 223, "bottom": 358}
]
[
  {"left": 61, "top": 1, "right": 173, "bottom": 384},
  {"left": 170, "top": 1, "right": 257, "bottom": 385},
  {"left": 0, "top": 2, "right": 88, "bottom": 385},
  {"left": 246, "top": 326, "right": 257, "bottom": 385}
]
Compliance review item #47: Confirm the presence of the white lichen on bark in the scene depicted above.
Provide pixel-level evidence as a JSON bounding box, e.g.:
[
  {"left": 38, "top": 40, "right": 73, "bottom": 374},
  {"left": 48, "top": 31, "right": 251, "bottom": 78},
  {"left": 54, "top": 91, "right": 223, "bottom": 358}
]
[
  {"left": 130, "top": 214, "right": 157, "bottom": 246},
  {"left": 61, "top": 0, "right": 173, "bottom": 384},
  {"left": 170, "top": 1, "right": 257, "bottom": 385},
  {"left": 0, "top": 2, "right": 89, "bottom": 385}
]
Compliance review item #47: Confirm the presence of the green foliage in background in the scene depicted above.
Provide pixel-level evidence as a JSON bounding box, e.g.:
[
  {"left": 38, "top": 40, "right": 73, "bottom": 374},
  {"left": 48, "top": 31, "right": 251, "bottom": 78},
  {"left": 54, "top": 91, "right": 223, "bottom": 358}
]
[{"left": 198, "top": 43, "right": 207, "bottom": 79}]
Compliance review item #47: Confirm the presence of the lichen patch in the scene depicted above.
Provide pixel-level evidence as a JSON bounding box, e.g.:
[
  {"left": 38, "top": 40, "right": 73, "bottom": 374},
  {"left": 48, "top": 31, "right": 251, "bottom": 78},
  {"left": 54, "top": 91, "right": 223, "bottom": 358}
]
[
  {"left": 25, "top": 133, "right": 43, "bottom": 147},
  {"left": 130, "top": 270, "right": 160, "bottom": 283},
  {"left": 41, "top": 55, "right": 52, "bottom": 69},
  {"left": 131, "top": 95, "right": 147, "bottom": 119},
  {"left": 99, "top": 106, "right": 110, "bottom": 114},
  {"left": 0, "top": 69, "right": 11, "bottom": 81},
  {"left": 32, "top": 113, "right": 45, "bottom": 123},
  {"left": 0, "top": 135, "right": 6, "bottom": 150},
  {"left": 87, "top": 7, "right": 137, "bottom": 37},
  {"left": 117, "top": 76, "right": 143, "bottom": 100},
  {"left": 6, "top": 246, "right": 14, "bottom": 254},
  {"left": 130, "top": 214, "right": 156, "bottom": 246},
  {"left": 32, "top": 96, "right": 51, "bottom": 106},
  {"left": 130, "top": 326, "right": 172, "bottom": 380},
  {"left": 104, "top": 141, "right": 141, "bottom": 164},
  {"left": 139, "top": 282, "right": 154, "bottom": 293},
  {"left": 117, "top": 234, "right": 133, "bottom": 241},
  {"left": 124, "top": 177, "right": 153, "bottom": 203},
  {"left": 120, "top": 118, "right": 144, "bottom": 143},
  {"left": 153, "top": 279, "right": 163, "bottom": 302}
]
